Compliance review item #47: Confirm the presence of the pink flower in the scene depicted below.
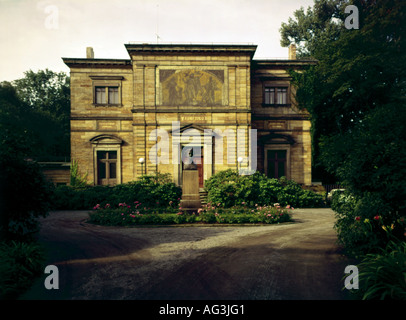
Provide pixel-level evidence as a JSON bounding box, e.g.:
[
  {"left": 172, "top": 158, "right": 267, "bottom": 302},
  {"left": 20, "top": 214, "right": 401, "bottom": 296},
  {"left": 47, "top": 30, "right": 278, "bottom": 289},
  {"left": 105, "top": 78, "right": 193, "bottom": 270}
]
[
  {"left": 355, "top": 216, "right": 361, "bottom": 221},
  {"left": 374, "top": 215, "right": 381, "bottom": 221}
]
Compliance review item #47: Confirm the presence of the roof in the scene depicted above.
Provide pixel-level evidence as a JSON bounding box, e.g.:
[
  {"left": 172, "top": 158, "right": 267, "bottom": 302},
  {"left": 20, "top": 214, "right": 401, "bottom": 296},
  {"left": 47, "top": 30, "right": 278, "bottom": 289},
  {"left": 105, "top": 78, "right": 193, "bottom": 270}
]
[
  {"left": 62, "top": 58, "right": 132, "bottom": 68},
  {"left": 125, "top": 43, "right": 258, "bottom": 58}
]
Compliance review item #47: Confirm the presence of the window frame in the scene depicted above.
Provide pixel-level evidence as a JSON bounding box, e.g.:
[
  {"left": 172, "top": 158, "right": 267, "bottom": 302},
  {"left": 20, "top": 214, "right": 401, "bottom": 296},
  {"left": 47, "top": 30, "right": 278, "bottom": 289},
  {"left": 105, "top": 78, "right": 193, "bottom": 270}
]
[
  {"left": 93, "top": 84, "right": 121, "bottom": 106},
  {"left": 90, "top": 76, "right": 124, "bottom": 107},
  {"left": 262, "top": 83, "right": 291, "bottom": 107}
]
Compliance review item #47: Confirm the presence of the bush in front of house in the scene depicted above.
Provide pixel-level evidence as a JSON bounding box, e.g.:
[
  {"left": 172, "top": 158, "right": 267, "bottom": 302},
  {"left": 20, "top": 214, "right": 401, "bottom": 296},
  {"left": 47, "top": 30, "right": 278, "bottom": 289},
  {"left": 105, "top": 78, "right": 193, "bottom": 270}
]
[
  {"left": 51, "top": 173, "right": 182, "bottom": 210},
  {"left": 204, "top": 169, "right": 324, "bottom": 208}
]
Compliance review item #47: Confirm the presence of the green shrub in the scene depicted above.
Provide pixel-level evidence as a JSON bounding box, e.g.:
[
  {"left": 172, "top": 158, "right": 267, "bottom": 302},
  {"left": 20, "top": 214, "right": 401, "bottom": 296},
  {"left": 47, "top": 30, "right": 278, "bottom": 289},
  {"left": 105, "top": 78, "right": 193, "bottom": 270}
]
[
  {"left": 332, "top": 190, "right": 406, "bottom": 257},
  {"left": 51, "top": 173, "right": 182, "bottom": 210},
  {"left": 204, "top": 169, "right": 324, "bottom": 208},
  {"left": 0, "top": 158, "right": 53, "bottom": 241},
  {"left": 352, "top": 240, "right": 406, "bottom": 300},
  {"left": 0, "top": 240, "right": 45, "bottom": 299}
]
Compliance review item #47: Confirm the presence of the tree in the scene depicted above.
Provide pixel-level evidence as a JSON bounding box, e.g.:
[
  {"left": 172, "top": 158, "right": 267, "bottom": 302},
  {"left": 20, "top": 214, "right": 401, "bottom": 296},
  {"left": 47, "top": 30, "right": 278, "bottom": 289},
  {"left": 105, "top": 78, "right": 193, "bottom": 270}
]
[
  {"left": 12, "top": 69, "right": 70, "bottom": 160},
  {"left": 0, "top": 83, "right": 53, "bottom": 241},
  {"left": 280, "top": 0, "right": 345, "bottom": 58},
  {"left": 280, "top": 0, "right": 406, "bottom": 252},
  {"left": 280, "top": 0, "right": 406, "bottom": 183}
]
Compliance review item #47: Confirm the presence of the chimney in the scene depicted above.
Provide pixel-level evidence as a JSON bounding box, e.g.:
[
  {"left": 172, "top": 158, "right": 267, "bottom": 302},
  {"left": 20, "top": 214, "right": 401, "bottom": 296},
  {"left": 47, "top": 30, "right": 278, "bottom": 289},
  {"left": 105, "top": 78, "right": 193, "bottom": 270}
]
[
  {"left": 288, "top": 43, "right": 296, "bottom": 60},
  {"left": 86, "top": 47, "right": 94, "bottom": 59}
]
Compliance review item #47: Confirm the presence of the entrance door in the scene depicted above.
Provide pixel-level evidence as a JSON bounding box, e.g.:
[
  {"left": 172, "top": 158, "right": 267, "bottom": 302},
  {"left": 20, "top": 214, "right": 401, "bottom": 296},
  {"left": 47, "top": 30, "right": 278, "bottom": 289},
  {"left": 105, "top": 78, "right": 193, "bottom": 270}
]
[{"left": 267, "top": 150, "right": 286, "bottom": 179}]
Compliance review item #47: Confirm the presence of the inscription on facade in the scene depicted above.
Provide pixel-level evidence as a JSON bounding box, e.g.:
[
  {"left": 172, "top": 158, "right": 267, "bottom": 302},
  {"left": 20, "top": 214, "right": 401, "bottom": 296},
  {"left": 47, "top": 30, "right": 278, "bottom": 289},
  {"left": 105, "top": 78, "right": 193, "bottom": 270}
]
[{"left": 180, "top": 115, "right": 208, "bottom": 122}]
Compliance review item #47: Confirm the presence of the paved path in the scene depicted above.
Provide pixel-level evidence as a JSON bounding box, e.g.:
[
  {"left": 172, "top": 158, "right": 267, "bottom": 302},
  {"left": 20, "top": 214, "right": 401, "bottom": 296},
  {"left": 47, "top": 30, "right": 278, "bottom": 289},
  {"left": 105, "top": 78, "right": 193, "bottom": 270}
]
[{"left": 20, "top": 208, "right": 355, "bottom": 300}]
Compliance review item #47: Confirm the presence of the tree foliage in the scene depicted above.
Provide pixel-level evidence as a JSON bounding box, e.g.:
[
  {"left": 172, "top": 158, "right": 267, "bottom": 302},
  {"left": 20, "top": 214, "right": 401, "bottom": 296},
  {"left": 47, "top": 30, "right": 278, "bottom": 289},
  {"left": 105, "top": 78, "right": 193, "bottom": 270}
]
[
  {"left": 0, "top": 69, "right": 70, "bottom": 240},
  {"left": 280, "top": 0, "right": 406, "bottom": 253},
  {"left": 280, "top": 0, "right": 406, "bottom": 183},
  {"left": 7, "top": 69, "right": 71, "bottom": 160}
]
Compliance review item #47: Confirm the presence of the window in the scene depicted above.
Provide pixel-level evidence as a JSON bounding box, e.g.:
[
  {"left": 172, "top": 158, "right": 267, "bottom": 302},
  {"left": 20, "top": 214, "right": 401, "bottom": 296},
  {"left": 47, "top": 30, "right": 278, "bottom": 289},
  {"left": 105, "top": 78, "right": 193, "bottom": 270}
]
[
  {"left": 94, "top": 86, "right": 120, "bottom": 105},
  {"left": 264, "top": 87, "right": 288, "bottom": 106},
  {"left": 108, "top": 87, "right": 119, "bottom": 104},
  {"left": 267, "top": 150, "right": 286, "bottom": 179},
  {"left": 97, "top": 151, "right": 117, "bottom": 185},
  {"left": 95, "top": 87, "right": 106, "bottom": 104}
]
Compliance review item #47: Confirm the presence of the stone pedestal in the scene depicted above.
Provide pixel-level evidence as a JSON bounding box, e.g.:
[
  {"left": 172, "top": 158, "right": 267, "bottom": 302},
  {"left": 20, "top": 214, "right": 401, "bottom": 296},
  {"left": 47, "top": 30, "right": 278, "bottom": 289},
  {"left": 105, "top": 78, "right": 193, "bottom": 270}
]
[{"left": 180, "top": 169, "right": 201, "bottom": 213}]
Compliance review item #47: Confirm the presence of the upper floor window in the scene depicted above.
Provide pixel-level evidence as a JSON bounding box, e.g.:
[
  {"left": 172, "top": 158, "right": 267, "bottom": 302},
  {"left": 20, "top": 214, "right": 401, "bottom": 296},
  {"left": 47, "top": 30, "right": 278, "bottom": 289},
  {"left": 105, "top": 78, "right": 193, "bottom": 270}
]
[
  {"left": 264, "top": 87, "right": 288, "bottom": 106},
  {"left": 95, "top": 86, "right": 120, "bottom": 105},
  {"left": 90, "top": 75, "right": 124, "bottom": 107}
]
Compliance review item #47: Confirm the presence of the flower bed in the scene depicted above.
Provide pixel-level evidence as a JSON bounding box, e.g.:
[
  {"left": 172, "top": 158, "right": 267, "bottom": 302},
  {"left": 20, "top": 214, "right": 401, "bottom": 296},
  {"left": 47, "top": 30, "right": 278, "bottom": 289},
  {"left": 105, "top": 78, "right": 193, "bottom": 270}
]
[{"left": 88, "top": 201, "right": 293, "bottom": 226}]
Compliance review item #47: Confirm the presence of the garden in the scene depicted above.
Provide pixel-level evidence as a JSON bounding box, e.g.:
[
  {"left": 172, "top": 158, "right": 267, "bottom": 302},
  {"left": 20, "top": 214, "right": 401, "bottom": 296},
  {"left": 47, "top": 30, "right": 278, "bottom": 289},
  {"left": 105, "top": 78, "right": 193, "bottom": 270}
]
[{"left": 73, "top": 170, "right": 325, "bottom": 227}]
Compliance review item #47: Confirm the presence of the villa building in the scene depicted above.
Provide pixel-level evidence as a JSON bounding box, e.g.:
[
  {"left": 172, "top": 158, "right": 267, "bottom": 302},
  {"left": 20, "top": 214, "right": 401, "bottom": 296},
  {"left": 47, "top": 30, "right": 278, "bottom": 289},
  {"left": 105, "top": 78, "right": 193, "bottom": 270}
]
[{"left": 62, "top": 43, "right": 315, "bottom": 187}]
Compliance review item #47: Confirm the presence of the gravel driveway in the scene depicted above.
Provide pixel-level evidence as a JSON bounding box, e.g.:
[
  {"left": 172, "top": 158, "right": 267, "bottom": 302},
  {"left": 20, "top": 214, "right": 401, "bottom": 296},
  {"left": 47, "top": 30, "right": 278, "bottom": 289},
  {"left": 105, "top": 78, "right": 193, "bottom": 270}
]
[{"left": 20, "top": 208, "right": 354, "bottom": 300}]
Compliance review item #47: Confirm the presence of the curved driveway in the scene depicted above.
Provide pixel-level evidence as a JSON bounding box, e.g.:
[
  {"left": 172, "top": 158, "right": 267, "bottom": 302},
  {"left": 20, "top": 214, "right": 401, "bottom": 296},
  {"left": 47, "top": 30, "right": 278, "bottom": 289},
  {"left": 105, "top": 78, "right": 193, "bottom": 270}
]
[{"left": 21, "top": 208, "right": 355, "bottom": 300}]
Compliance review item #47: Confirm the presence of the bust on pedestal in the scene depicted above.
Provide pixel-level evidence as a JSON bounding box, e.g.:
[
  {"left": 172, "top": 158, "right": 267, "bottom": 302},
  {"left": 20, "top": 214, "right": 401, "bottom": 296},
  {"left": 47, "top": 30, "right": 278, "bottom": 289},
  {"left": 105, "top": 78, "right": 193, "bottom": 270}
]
[{"left": 180, "top": 161, "right": 201, "bottom": 213}]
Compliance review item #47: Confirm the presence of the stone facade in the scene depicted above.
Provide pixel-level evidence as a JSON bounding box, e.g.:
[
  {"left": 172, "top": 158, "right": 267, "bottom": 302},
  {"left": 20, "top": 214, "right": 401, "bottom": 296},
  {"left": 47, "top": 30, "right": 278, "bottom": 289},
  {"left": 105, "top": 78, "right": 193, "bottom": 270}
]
[{"left": 63, "top": 43, "right": 315, "bottom": 187}]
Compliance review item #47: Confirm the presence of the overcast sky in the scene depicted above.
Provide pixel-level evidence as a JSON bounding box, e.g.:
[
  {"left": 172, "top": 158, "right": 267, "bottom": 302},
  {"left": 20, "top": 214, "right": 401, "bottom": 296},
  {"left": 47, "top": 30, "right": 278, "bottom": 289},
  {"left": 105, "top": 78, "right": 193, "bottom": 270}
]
[{"left": 0, "top": 0, "right": 315, "bottom": 82}]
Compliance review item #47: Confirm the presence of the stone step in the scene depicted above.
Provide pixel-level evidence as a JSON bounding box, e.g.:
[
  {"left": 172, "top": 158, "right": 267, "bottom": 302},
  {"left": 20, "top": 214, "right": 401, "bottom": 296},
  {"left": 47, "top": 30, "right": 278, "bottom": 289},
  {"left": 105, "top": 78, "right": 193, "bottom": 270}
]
[{"left": 199, "top": 189, "right": 208, "bottom": 205}]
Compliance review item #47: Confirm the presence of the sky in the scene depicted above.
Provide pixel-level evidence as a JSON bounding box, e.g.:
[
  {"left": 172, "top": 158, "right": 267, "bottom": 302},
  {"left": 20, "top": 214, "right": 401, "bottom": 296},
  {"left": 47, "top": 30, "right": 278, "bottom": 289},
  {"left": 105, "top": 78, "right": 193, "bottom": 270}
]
[{"left": 0, "top": 0, "right": 315, "bottom": 82}]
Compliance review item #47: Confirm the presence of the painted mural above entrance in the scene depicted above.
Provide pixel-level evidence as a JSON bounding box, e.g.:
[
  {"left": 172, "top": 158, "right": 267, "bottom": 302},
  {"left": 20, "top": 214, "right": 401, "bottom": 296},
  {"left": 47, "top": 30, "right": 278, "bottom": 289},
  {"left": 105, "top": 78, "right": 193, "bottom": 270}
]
[{"left": 159, "top": 69, "right": 225, "bottom": 106}]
